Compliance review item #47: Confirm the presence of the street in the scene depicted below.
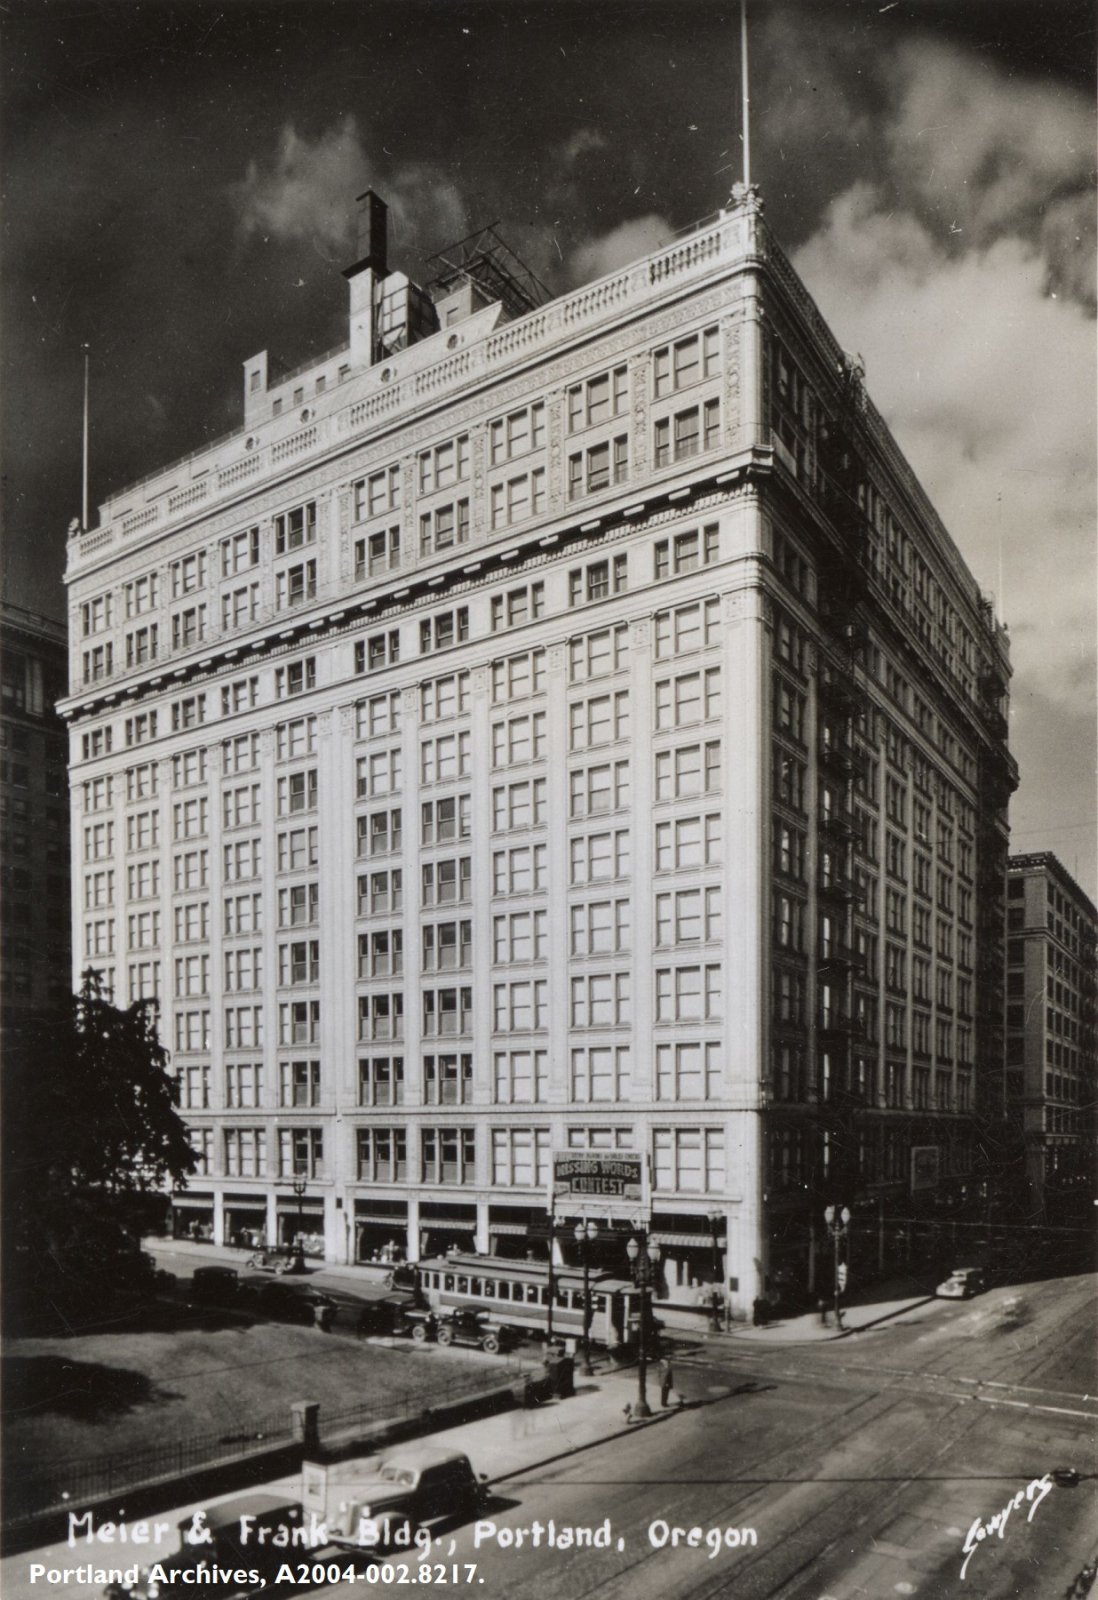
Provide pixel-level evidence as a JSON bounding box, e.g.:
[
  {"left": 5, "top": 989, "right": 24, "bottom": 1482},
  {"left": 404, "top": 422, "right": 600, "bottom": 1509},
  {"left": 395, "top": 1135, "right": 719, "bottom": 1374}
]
[{"left": 313, "top": 1269, "right": 1097, "bottom": 1600}]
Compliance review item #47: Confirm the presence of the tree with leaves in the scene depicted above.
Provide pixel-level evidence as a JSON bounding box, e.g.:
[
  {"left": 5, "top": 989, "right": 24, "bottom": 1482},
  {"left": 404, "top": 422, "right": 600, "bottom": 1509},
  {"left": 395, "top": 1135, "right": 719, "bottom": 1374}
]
[{"left": 3, "top": 970, "right": 197, "bottom": 1331}]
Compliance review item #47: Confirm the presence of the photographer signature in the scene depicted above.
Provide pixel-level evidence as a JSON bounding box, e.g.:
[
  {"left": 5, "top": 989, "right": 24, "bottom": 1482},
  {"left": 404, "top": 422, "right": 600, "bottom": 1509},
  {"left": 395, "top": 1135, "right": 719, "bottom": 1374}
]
[{"left": 959, "top": 1474, "right": 1053, "bottom": 1580}]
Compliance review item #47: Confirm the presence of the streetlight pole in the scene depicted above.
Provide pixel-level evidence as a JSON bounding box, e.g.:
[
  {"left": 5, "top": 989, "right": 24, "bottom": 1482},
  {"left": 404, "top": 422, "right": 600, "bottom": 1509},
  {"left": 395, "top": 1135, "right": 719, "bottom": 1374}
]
[
  {"left": 626, "top": 1232, "right": 661, "bottom": 1419},
  {"left": 823, "top": 1205, "right": 851, "bottom": 1327},
  {"left": 707, "top": 1210, "right": 725, "bottom": 1331},
  {"left": 574, "top": 1219, "right": 598, "bottom": 1374},
  {"left": 292, "top": 1174, "right": 307, "bottom": 1273}
]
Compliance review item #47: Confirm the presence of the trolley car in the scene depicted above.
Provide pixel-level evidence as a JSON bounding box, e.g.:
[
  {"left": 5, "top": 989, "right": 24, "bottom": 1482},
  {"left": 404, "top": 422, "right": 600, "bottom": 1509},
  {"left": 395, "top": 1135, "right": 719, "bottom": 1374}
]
[{"left": 416, "top": 1251, "right": 638, "bottom": 1347}]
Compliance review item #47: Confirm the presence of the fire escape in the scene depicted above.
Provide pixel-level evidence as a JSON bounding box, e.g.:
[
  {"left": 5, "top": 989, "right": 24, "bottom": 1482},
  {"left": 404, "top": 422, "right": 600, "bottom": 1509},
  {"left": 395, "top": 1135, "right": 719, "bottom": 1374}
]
[{"left": 812, "top": 356, "right": 876, "bottom": 1207}]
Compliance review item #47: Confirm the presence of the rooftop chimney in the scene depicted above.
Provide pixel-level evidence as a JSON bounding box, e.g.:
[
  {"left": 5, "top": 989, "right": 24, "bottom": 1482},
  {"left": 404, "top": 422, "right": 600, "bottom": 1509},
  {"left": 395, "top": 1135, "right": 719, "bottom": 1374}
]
[{"left": 343, "top": 189, "right": 388, "bottom": 280}]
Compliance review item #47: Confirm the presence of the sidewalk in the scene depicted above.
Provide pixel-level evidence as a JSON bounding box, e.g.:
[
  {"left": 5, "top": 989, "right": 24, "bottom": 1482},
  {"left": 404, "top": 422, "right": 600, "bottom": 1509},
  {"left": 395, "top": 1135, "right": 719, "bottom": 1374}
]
[
  {"left": 1, "top": 1367, "right": 686, "bottom": 1600},
  {"left": 710, "top": 1277, "right": 939, "bottom": 1346}
]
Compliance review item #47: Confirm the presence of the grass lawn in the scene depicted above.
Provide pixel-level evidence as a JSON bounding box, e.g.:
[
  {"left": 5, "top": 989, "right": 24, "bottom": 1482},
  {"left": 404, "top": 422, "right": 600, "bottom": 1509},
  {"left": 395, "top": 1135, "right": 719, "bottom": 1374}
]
[{"left": 3, "top": 1309, "right": 510, "bottom": 1472}]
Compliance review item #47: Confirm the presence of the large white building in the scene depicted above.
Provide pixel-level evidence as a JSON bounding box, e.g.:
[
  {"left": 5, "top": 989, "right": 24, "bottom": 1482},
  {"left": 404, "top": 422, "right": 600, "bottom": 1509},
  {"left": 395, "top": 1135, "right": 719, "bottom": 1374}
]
[{"left": 61, "top": 187, "right": 1015, "bottom": 1313}]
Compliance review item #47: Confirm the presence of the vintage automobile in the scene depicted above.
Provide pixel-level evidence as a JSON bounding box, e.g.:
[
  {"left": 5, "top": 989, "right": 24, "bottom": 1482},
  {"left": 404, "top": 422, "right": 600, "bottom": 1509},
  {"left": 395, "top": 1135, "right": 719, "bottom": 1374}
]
[
  {"left": 383, "top": 1262, "right": 420, "bottom": 1292},
  {"left": 189, "top": 1264, "right": 241, "bottom": 1305},
  {"left": 103, "top": 1494, "right": 305, "bottom": 1599},
  {"left": 935, "top": 1266, "right": 987, "bottom": 1299},
  {"left": 257, "top": 1281, "right": 339, "bottom": 1325},
  {"left": 324, "top": 1446, "right": 489, "bottom": 1548},
  {"left": 434, "top": 1307, "right": 517, "bottom": 1354},
  {"left": 245, "top": 1248, "right": 295, "bottom": 1275},
  {"left": 392, "top": 1304, "right": 438, "bottom": 1343},
  {"left": 356, "top": 1294, "right": 419, "bottom": 1338}
]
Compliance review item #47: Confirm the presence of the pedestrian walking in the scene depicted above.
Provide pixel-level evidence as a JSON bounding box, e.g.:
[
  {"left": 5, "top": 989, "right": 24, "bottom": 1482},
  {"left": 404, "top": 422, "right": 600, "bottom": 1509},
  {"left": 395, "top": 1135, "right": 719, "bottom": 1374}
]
[{"left": 659, "top": 1352, "right": 674, "bottom": 1407}]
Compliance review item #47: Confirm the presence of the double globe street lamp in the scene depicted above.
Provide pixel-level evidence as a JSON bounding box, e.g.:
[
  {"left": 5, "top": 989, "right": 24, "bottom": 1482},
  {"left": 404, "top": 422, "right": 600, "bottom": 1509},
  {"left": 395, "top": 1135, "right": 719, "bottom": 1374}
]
[
  {"left": 626, "top": 1233, "right": 662, "bottom": 1419},
  {"left": 823, "top": 1205, "right": 851, "bottom": 1328},
  {"left": 573, "top": 1219, "right": 599, "bottom": 1375}
]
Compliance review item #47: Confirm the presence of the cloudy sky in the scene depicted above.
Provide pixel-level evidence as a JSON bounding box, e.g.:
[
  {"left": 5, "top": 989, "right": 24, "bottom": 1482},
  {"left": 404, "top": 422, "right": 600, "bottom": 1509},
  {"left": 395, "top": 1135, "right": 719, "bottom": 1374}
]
[{"left": 3, "top": 0, "right": 1095, "bottom": 895}]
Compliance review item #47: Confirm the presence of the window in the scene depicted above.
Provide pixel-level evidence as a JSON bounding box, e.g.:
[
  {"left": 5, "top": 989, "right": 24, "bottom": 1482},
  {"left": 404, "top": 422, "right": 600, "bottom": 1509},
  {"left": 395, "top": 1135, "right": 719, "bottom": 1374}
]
[
  {"left": 655, "top": 668, "right": 721, "bottom": 729},
  {"left": 356, "top": 808, "right": 402, "bottom": 859},
  {"left": 569, "top": 555, "right": 628, "bottom": 606},
  {"left": 655, "top": 1041, "right": 721, "bottom": 1099},
  {"left": 358, "top": 927, "right": 403, "bottom": 977},
  {"left": 490, "top": 1128, "right": 550, "bottom": 1187},
  {"left": 493, "top": 980, "right": 548, "bottom": 1031},
  {"left": 173, "top": 797, "right": 208, "bottom": 840},
  {"left": 569, "top": 625, "right": 629, "bottom": 683},
  {"left": 356, "top": 630, "right": 401, "bottom": 673},
  {"left": 355, "top": 465, "right": 401, "bottom": 520},
  {"left": 654, "top": 524, "right": 720, "bottom": 578},
  {"left": 81, "top": 593, "right": 113, "bottom": 635},
  {"left": 357, "top": 867, "right": 404, "bottom": 915},
  {"left": 357, "top": 1127, "right": 408, "bottom": 1182},
  {"left": 173, "top": 848, "right": 209, "bottom": 891},
  {"left": 569, "top": 759, "right": 630, "bottom": 817},
  {"left": 84, "top": 820, "right": 114, "bottom": 860},
  {"left": 655, "top": 965, "right": 722, "bottom": 1022},
  {"left": 490, "top": 584, "right": 545, "bottom": 631},
  {"left": 223, "top": 783, "right": 260, "bottom": 830},
  {"left": 225, "top": 1128, "right": 266, "bottom": 1178},
  {"left": 421, "top": 1127, "right": 476, "bottom": 1186},
  {"left": 567, "top": 366, "right": 628, "bottom": 431},
  {"left": 278, "top": 882, "right": 319, "bottom": 927},
  {"left": 278, "top": 939, "right": 320, "bottom": 985},
  {"left": 277, "top": 825, "right": 319, "bottom": 871},
  {"left": 492, "top": 778, "right": 547, "bottom": 831},
  {"left": 222, "top": 526, "right": 260, "bottom": 575},
  {"left": 654, "top": 741, "right": 721, "bottom": 800},
  {"left": 224, "top": 837, "right": 262, "bottom": 881},
  {"left": 654, "top": 400, "right": 720, "bottom": 465},
  {"left": 653, "top": 327, "right": 719, "bottom": 395},
  {"left": 570, "top": 972, "right": 630, "bottom": 1027},
  {"left": 570, "top": 1046, "right": 631, "bottom": 1102},
  {"left": 274, "top": 502, "right": 316, "bottom": 554},
  {"left": 221, "top": 674, "right": 259, "bottom": 715},
  {"left": 83, "top": 775, "right": 114, "bottom": 811},
  {"left": 492, "top": 911, "right": 545, "bottom": 964},
  {"left": 124, "top": 573, "right": 158, "bottom": 617},
  {"left": 276, "top": 716, "right": 317, "bottom": 759},
  {"left": 355, "top": 525, "right": 400, "bottom": 578},
  {"left": 171, "top": 551, "right": 207, "bottom": 598},
  {"left": 419, "top": 434, "right": 470, "bottom": 492},
  {"left": 223, "top": 731, "right": 260, "bottom": 773},
  {"left": 174, "top": 953, "right": 210, "bottom": 997},
  {"left": 279, "top": 1128, "right": 323, "bottom": 1179},
  {"left": 654, "top": 597, "right": 721, "bottom": 658},
  {"left": 489, "top": 406, "right": 545, "bottom": 464},
  {"left": 423, "top": 920, "right": 472, "bottom": 970},
  {"left": 493, "top": 1050, "right": 548, "bottom": 1104},
  {"left": 280, "top": 999, "right": 320, "bottom": 1044},
  {"left": 652, "top": 1127, "right": 725, "bottom": 1194},
  {"left": 491, "top": 712, "right": 547, "bottom": 767},
  {"left": 175, "top": 1009, "right": 211, "bottom": 1052},
  {"left": 657, "top": 886, "right": 722, "bottom": 945},
  {"left": 421, "top": 794, "right": 469, "bottom": 845},
  {"left": 570, "top": 829, "right": 630, "bottom": 885},
  {"left": 421, "top": 857, "right": 470, "bottom": 906},
  {"left": 423, "top": 986, "right": 473, "bottom": 1036},
  {"left": 489, "top": 469, "right": 546, "bottom": 529},
  {"left": 570, "top": 899, "right": 630, "bottom": 955},
  {"left": 569, "top": 691, "right": 629, "bottom": 750},
  {"left": 420, "top": 607, "right": 469, "bottom": 654},
  {"left": 420, "top": 499, "right": 470, "bottom": 556},
  {"left": 568, "top": 436, "right": 628, "bottom": 498},
  {"left": 83, "top": 726, "right": 114, "bottom": 759},
  {"left": 171, "top": 694, "right": 206, "bottom": 733},
  {"left": 224, "top": 946, "right": 262, "bottom": 991},
  {"left": 171, "top": 605, "right": 208, "bottom": 650},
  {"left": 125, "top": 711, "right": 157, "bottom": 747},
  {"left": 126, "top": 810, "right": 159, "bottom": 851},
  {"left": 359, "top": 1056, "right": 405, "bottom": 1107},
  {"left": 82, "top": 643, "right": 114, "bottom": 684},
  {"left": 221, "top": 584, "right": 260, "bottom": 630},
  {"left": 359, "top": 690, "right": 403, "bottom": 736},
  {"left": 421, "top": 732, "right": 471, "bottom": 784},
  {"left": 126, "top": 861, "right": 157, "bottom": 900},
  {"left": 357, "top": 747, "right": 403, "bottom": 797},
  {"left": 419, "top": 674, "right": 469, "bottom": 723},
  {"left": 125, "top": 625, "right": 158, "bottom": 666},
  {"left": 226, "top": 1062, "right": 263, "bottom": 1109},
  {"left": 280, "top": 1060, "right": 321, "bottom": 1108},
  {"left": 492, "top": 844, "right": 547, "bottom": 896},
  {"left": 275, "top": 560, "right": 316, "bottom": 610},
  {"left": 275, "top": 658, "right": 316, "bottom": 699},
  {"left": 277, "top": 769, "right": 318, "bottom": 815}
]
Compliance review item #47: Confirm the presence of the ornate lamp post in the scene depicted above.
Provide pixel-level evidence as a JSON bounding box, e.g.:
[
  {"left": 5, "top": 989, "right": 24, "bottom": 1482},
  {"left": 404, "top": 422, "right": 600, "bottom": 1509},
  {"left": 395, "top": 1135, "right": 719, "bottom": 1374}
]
[
  {"left": 626, "top": 1232, "right": 661, "bottom": 1419},
  {"left": 573, "top": 1219, "right": 598, "bottom": 1374},
  {"left": 291, "top": 1173, "right": 308, "bottom": 1273},
  {"left": 823, "top": 1205, "right": 851, "bottom": 1327},
  {"left": 707, "top": 1210, "right": 725, "bottom": 1330}
]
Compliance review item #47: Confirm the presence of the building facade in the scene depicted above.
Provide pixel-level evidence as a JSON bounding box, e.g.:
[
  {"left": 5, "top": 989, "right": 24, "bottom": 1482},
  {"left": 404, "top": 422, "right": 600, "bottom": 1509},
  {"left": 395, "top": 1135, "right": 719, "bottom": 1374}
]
[
  {"left": 61, "top": 189, "right": 1015, "bottom": 1312},
  {"left": 1, "top": 603, "right": 71, "bottom": 1045},
  {"left": 1006, "top": 853, "right": 1097, "bottom": 1223}
]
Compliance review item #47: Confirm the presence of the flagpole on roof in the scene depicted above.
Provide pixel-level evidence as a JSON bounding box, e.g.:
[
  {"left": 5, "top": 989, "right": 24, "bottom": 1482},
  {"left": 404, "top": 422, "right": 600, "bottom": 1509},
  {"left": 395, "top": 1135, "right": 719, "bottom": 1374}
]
[
  {"left": 741, "top": 0, "right": 751, "bottom": 188},
  {"left": 82, "top": 345, "right": 90, "bottom": 531}
]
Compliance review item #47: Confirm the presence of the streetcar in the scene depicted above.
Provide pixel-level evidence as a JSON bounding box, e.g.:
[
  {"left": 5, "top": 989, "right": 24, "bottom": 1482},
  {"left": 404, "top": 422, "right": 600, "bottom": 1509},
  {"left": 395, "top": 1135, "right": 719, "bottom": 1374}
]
[{"left": 416, "top": 1251, "right": 639, "bottom": 1347}]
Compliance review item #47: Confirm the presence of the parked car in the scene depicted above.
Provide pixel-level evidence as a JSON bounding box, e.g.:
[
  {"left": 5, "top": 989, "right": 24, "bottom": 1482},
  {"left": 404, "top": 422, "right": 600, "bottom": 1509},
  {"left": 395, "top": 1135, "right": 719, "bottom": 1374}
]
[
  {"left": 190, "top": 1264, "right": 241, "bottom": 1305},
  {"left": 392, "top": 1304, "right": 439, "bottom": 1343},
  {"left": 936, "top": 1266, "right": 987, "bottom": 1299},
  {"left": 357, "top": 1294, "right": 419, "bottom": 1337},
  {"left": 104, "top": 1494, "right": 304, "bottom": 1599},
  {"left": 258, "top": 1281, "right": 338, "bottom": 1325},
  {"left": 246, "top": 1248, "right": 294, "bottom": 1274},
  {"left": 435, "top": 1307, "right": 516, "bottom": 1355},
  {"left": 325, "top": 1446, "right": 488, "bottom": 1548}
]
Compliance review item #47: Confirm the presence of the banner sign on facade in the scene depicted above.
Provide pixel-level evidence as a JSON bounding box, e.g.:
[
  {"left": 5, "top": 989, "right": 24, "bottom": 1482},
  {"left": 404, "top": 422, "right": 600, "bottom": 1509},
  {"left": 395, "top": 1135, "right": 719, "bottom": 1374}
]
[
  {"left": 550, "top": 1151, "right": 644, "bottom": 1207},
  {"left": 911, "top": 1146, "right": 940, "bottom": 1192}
]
